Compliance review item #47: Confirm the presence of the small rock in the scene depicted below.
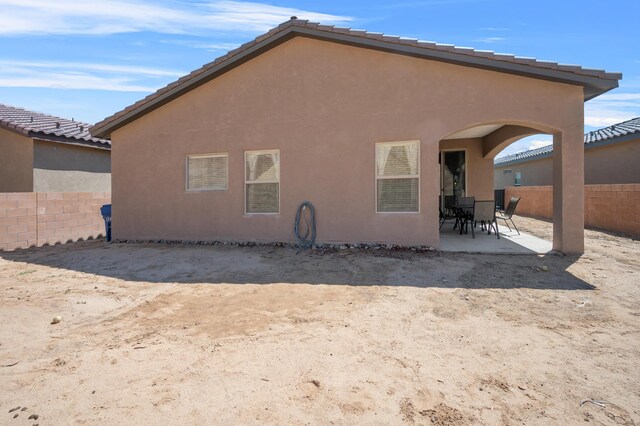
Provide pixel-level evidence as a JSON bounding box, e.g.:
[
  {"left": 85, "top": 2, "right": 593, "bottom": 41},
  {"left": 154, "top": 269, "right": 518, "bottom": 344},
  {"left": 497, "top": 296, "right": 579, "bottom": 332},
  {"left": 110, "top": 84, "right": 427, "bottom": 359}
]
[
  {"left": 21, "top": 407, "right": 27, "bottom": 411},
  {"left": 541, "top": 265, "right": 549, "bottom": 272},
  {"left": 28, "top": 414, "right": 39, "bottom": 420},
  {"left": 9, "top": 407, "right": 20, "bottom": 413},
  {"left": 51, "top": 316, "right": 62, "bottom": 324},
  {"left": 13, "top": 413, "right": 19, "bottom": 418}
]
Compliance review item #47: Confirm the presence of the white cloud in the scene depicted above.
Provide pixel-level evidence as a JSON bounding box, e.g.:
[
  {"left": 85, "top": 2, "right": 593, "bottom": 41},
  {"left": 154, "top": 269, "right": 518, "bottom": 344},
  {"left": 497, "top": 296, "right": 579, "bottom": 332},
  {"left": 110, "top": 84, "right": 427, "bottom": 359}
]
[
  {"left": 160, "top": 39, "right": 241, "bottom": 52},
  {"left": 0, "top": 0, "right": 353, "bottom": 36},
  {"left": 474, "top": 36, "right": 505, "bottom": 43},
  {"left": 0, "top": 60, "right": 185, "bottom": 78},
  {"left": 0, "top": 75, "right": 157, "bottom": 92},
  {"left": 494, "top": 135, "right": 552, "bottom": 159},
  {"left": 0, "top": 60, "right": 182, "bottom": 92},
  {"left": 193, "top": 42, "right": 241, "bottom": 52},
  {"left": 585, "top": 92, "right": 640, "bottom": 127},
  {"left": 527, "top": 139, "right": 552, "bottom": 150}
]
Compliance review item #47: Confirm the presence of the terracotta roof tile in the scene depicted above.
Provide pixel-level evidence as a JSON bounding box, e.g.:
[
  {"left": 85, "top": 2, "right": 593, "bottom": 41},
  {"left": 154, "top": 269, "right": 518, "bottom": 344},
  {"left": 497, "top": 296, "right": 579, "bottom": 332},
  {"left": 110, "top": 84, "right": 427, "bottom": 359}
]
[
  {"left": 0, "top": 103, "right": 110, "bottom": 147},
  {"left": 495, "top": 117, "right": 640, "bottom": 166}
]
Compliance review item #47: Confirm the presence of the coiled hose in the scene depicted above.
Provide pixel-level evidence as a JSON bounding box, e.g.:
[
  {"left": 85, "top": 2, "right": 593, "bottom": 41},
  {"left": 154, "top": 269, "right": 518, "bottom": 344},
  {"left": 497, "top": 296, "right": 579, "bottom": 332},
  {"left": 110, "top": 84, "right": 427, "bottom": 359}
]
[{"left": 294, "top": 201, "right": 316, "bottom": 250}]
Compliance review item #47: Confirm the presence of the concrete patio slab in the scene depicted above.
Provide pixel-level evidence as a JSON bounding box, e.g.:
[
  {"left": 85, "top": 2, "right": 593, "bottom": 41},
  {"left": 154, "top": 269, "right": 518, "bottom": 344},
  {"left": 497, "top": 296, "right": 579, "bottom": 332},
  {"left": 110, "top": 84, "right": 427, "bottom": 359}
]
[{"left": 439, "top": 222, "right": 552, "bottom": 254}]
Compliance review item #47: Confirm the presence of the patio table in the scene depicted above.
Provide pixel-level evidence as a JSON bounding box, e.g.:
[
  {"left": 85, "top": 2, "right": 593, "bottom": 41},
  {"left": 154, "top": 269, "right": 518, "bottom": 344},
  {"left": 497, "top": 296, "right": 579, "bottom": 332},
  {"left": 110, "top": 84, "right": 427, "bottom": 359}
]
[{"left": 451, "top": 203, "right": 475, "bottom": 236}]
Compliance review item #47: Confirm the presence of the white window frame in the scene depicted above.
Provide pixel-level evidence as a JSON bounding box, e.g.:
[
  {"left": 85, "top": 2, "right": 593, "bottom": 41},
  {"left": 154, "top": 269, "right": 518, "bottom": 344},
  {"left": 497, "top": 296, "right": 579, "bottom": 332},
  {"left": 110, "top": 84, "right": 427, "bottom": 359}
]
[
  {"left": 514, "top": 171, "right": 522, "bottom": 186},
  {"left": 185, "top": 152, "right": 228, "bottom": 192},
  {"left": 244, "top": 149, "right": 280, "bottom": 215},
  {"left": 375, "top": 140, "right": 420, "bottom": 214}
]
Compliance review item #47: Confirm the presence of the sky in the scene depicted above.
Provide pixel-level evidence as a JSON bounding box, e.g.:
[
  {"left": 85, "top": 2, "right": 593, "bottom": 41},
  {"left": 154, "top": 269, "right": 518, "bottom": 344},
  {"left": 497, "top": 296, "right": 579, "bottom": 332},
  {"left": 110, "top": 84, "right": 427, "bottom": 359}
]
[{"left": 1, "top": 0, "right": 639, "bottom": 158}]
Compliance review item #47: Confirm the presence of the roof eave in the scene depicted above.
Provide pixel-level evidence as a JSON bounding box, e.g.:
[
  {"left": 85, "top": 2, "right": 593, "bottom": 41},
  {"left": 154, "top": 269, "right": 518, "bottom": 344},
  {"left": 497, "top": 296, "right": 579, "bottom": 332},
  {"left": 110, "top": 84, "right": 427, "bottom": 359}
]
[
  {"left": 0, "top": 121, "right": 31, "bottom": 137},
  {"left": 91, "top": 24, "right": 622, "bottom": 139},
  {"left": 31, "top": 134, "right": 111, "bottom": 150}
]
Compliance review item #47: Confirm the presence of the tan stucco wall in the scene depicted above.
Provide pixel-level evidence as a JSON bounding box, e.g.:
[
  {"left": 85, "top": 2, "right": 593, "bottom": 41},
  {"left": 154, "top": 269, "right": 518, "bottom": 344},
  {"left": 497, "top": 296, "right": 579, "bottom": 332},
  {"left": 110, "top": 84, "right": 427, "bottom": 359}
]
[
  {"left": 494, "top": 156, "right": 554, "bottom": 188},
  {"left": 494, "top": 138, "right": 640, "bottom": 189},
  {"left": 33, "top": 140, "right": 111, "bottom": 192},
  {"left": 585, "top": 139, "right": 640, "bottom": 184},
  {"left": 111, "top": 36, "right": 584, "bottom": 247},
  {"left": 0, "top": 128, "right": 33, "bottom": 192}
]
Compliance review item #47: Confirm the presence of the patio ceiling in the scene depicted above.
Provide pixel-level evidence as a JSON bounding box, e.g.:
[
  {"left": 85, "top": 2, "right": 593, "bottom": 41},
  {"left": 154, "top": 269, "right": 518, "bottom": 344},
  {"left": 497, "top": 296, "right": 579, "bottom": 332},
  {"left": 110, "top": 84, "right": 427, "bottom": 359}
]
[{"left": 444, "top": 124, "right": 503, "bottom": 139}]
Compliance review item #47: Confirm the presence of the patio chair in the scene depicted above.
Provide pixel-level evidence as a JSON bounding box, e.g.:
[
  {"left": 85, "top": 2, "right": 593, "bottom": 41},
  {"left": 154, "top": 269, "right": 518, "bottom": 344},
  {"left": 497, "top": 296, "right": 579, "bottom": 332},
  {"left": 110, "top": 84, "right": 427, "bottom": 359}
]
[
  {"left": 497, "top": 196, "right": 521, "bottom": 235},
  {"left": 473, "top": 200, "right": 499, "bottom": 239},
  {"left": 439, "top": 195, "right": 458, "bottom": 229}
]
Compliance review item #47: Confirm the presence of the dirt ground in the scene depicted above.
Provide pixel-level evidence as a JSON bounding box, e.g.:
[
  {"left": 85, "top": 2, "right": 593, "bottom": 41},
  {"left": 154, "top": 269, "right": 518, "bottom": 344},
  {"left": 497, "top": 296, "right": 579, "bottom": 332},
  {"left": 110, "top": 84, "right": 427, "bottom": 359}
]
[{"left": 0, "top": 216, "right": 638, "bottom": 425}]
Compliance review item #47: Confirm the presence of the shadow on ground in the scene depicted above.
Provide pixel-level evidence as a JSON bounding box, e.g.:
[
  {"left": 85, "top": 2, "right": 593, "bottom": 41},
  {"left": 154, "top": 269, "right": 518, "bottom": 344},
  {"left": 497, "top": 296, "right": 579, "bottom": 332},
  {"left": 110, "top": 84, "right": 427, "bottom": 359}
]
[{"left": 0, "top": 240, "right": 594, "bottom": 290}]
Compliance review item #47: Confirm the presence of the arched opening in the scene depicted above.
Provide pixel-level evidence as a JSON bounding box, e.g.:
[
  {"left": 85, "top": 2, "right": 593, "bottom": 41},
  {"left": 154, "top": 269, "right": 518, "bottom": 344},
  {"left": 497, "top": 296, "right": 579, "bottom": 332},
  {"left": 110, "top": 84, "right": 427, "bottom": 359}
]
[{"left": 436, "top": 121, "right": 572, "bottom": 254}]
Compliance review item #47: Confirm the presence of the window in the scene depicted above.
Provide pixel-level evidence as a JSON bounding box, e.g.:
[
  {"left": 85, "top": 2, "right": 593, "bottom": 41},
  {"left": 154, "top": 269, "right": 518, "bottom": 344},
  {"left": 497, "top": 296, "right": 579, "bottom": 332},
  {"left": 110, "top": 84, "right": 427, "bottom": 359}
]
[
  {"left": 186, "top": 153, "right": 228, "bottom": 191},
  {"left": 514, "top": 172, "right": 522, "bottom": 186},
  {"left": 245, "top": 150, "right": 280, "bottom": 213},
  {"left": 376, "top": 141, "right": 419, "bottom": 212}
]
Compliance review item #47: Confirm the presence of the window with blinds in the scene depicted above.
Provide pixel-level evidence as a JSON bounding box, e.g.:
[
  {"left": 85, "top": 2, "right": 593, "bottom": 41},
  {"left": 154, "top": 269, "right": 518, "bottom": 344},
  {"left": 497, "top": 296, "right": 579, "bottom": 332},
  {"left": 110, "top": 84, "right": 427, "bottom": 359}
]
[
  {"left": 186, "top": 153, "right": 228, "bottom": 191},
  {"left": 245, "top": 150, "right": 280, "bottom": 213},
  {"left": 376, "top": 141, "right": 419, "bottom": 212}
]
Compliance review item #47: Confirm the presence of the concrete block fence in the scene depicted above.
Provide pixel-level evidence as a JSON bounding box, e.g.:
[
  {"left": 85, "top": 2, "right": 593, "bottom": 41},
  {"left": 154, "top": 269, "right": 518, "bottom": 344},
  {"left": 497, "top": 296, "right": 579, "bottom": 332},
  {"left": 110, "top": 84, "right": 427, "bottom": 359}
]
[
  {"left": 0, "top": 192, "right": 111, "bottom": 251},
  {"left": 505, "top": 184, "right": 640, "bottom": 237}
]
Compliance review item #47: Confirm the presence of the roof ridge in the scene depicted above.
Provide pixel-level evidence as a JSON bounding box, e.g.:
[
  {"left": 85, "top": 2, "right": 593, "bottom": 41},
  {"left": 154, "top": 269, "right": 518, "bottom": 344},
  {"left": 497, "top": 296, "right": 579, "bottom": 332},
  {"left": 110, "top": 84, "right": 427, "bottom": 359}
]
[
  {"left": 91, "top": 17, "right": 622, "bottom": 138},
  {"left": 284, "top": 18, "right": 621, "bottom": 80}
]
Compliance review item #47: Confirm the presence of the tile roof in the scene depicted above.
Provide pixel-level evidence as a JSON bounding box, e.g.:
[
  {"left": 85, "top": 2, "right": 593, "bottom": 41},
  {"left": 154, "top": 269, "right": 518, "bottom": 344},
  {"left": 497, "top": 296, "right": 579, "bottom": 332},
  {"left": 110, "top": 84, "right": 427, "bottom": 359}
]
[
  {"left": 494, "top": 144, "right": 554, "bottom": 166},
  {"left": 494, "top": 117, "right": 640, "bottom": 166},
  {"left": 0, "top": 103, "right": 110, "bottom": 148},
  {"left": 584, "top": 117, "right": 640, "bottom": 144},
  {"left": 92, "top": 18, "right": 621, "bottom": 139}
]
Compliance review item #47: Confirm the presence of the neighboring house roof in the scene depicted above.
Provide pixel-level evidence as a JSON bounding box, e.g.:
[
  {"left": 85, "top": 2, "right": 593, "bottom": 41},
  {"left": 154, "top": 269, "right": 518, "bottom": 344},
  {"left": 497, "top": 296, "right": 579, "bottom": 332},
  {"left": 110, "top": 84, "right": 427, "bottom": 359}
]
[
  {"left": 0, "top": 103, "right": 111, "bottom": 149},
  {"left": 584, "top": 117, "right": 640, "bottom": 144},
  {"left": 92, "top": 18, "right": 622, "bottom": 139},
  {"left": 494, "top": 117, "right": 640, "bottom": 166}
]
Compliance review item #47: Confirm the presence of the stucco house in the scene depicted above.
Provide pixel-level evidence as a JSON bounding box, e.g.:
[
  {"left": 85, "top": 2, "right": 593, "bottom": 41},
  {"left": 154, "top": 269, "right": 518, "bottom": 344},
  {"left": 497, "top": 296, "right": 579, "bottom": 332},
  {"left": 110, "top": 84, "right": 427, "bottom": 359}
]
[
  {"left": 0, "top": 104, "right": 111, "bottom": 192},
  {"left": 92, "top": 18, "right": 621, "bottom": 254},
  {"left": 494, "top": 117, "right": 640, "bottom": 188}
]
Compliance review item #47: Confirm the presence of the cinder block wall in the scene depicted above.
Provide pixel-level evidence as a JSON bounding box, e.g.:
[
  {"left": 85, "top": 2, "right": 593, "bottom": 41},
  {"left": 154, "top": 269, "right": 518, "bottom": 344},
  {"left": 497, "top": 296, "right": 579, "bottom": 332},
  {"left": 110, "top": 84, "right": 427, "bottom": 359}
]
[
  {"left": 505, "top": 184, "right": 640, "bottom": 237},
  {"left": 504, "top": 186, "right": 553, "bottom": 218},
  {"left": 0, "top": 192, "right": 111, "bottom": 251}
]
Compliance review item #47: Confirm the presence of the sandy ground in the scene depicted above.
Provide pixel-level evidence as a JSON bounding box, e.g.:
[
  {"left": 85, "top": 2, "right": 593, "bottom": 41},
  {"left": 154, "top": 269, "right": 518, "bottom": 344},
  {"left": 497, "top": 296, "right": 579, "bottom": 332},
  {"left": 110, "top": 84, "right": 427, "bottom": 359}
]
[{"left": 0, "top": 216, "right": 638, "bottom": 425}]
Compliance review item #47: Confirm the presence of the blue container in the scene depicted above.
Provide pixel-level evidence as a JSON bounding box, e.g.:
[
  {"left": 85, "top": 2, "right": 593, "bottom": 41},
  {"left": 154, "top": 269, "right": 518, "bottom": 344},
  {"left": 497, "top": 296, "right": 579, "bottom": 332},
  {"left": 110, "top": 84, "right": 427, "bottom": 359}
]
[{"left": 100, "top": 204, "right": 112, "bottom": 242}]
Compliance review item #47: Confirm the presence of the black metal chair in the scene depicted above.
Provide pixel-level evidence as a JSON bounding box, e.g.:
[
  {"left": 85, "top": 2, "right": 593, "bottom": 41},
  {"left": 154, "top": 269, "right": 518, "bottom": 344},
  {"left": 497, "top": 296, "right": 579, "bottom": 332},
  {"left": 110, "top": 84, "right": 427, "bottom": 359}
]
[
  {"left": 474, "top": 200, "right": 499, "bottom": 239},
  {"left": 455, "top": 197, "right": 475, "bottom": 237},
  {"left": 439, "top": 195, "right": 458, "bottom": 229},
  {"left": 497, "top": 197, "right": 521, "bottom": 235}
]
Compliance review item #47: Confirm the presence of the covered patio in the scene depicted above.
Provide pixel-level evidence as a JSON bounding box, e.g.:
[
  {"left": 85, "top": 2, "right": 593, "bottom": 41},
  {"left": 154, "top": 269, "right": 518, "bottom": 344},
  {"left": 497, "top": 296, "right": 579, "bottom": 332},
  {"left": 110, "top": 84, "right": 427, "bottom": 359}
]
[
  {"left": 437, "top": 119, "right": 598, "bottom": 255},
  {"left": 439, "top": 222, "right": 552, "bottom": 254}
]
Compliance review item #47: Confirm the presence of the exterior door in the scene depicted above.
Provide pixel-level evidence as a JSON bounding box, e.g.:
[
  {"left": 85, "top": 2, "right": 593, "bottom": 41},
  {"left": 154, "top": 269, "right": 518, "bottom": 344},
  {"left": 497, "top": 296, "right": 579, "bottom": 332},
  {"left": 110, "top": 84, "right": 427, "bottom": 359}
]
[{"left": 440, "top": 151, "right": 466, "bottom": 209}]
